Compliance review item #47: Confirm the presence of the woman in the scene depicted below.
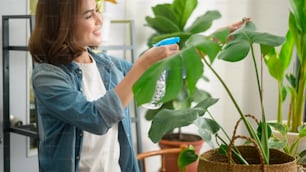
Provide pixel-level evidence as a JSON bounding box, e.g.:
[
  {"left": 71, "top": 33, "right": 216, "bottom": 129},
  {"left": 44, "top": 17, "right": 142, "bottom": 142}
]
[{"left": 29, "top": 0, "right": 179, "bottom": 171}]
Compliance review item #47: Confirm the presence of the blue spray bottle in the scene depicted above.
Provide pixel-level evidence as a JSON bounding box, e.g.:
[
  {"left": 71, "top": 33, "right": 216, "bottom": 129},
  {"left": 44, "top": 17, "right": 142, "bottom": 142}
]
[{"left": 142, "top": 37, "right": 180, "bottom": 109}]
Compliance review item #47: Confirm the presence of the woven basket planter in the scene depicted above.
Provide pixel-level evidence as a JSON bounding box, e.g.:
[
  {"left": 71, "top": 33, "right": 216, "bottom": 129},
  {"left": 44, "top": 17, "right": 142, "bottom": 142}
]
[{"left": 198, "top": 144, "right": 297, "bottom": 172}]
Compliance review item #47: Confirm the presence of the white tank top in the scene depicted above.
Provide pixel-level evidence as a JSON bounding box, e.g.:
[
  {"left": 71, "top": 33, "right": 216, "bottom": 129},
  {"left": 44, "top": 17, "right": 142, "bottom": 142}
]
[{"left": 77, "top": 57, "right": 121, "bottom": 172}]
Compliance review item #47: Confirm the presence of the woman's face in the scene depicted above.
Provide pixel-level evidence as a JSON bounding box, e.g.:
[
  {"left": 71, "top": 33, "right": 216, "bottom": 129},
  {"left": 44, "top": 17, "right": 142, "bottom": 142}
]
[{"left": 74, "top": 0, "right": 103, "bottom": 48}]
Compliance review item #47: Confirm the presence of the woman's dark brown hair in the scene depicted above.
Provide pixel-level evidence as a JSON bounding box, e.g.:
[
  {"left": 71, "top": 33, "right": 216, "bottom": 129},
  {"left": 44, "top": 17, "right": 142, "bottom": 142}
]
[{"left": 29, "top": 0, "right": 86, "bottom": 65}]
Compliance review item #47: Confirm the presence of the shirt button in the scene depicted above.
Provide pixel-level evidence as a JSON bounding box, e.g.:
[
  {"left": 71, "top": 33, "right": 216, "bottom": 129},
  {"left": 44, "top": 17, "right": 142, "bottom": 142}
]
[{"left": 80, "top": 133, "right": 83, "bottom": 137}]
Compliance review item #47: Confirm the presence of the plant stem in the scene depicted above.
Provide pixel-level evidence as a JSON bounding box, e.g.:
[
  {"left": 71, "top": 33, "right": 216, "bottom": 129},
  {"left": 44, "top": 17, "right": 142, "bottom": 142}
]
[
  {"left": 277, "top": 81, "right": 283, "bottom": 123},
  {"left": 200, "top": 53, "right": 269, "bottom": 164},
  {"left": 251, "top": 44, "right": 269, "bottom": 163},
  {"left": 250, "top": 45, "right": 265, "bottom": 117},
  {"left": 207, "top": 111, "right": 231, "bottom": 142},
  {"left": 292, "top": 63, "right": 306, "bottom": 132},
  {"left": 208, "top": 111, "right": 249, "bottom": 165}
]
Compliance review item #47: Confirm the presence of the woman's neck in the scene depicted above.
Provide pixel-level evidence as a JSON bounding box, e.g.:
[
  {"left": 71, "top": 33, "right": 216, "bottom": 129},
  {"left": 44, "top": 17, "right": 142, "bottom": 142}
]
[{"left": 74, "top": 51, "right": 92, "bottom": 64}]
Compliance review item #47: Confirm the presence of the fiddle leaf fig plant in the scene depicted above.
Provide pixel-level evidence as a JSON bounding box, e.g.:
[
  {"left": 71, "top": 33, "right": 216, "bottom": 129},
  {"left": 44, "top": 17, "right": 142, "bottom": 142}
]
[
  {"left": 135, "top": 0, "right": 224, "bottom": 143},
  {"left": 144, "top": 0, "right": 221, "bottom": 48}
]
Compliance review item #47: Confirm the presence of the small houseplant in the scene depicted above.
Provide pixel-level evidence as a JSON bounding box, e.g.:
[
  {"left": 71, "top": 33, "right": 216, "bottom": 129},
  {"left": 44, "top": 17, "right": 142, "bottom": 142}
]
[{"left": 133, "top": 1, "right": 306, "bottom": 171}]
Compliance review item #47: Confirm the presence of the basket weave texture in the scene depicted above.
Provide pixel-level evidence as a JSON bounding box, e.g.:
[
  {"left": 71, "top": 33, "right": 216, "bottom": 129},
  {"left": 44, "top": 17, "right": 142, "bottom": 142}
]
[{"left": 198, "top": 145, "right": 297, "bottom": 172}]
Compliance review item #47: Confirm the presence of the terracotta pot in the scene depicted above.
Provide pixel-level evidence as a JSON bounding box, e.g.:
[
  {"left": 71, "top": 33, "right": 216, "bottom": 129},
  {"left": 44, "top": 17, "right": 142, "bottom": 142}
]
[{"left": 158, "top": 133, "right": 204, "bottom": 172}]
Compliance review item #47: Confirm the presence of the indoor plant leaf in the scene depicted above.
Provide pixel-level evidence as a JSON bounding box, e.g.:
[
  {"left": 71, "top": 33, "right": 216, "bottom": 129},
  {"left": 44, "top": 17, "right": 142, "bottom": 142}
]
[
  {"left": 178, "top": 146, "right": 198, "bottom": 169},
  {"left": 145, "top": 16, "right": 181, "bottom": 34},
  {"left": 181, "top": 47, "right": 204, "bottom": 95},
  {"left": 172, "top": 0, "right": 197, "bottom": 30},
  {"left": 148, "top": 97, "right": 217, "bottom": 143},
  {"left": 185, "top": 10, "right": 222, "bottom": 34},
  {"left": 148, "top": 107, "right": 204, "bottom": 143},
  {"left": 194, "top": 117, "right": 221, "bottom": 147},
  {"left": 218, "top": 39, "right": 250, "bottom": 62},
  {"left": 152, "top": 4, "right": 178, "bottom": 25},
  {"left": 185, "top": 34, "right": 222, "bottom": 63}
]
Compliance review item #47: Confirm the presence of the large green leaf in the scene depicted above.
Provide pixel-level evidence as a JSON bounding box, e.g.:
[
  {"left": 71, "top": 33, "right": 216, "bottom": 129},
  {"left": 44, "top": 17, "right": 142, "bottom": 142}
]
[
  {"left": 219, "top": 21, "right": 284, "bottom": 62},
  {"left": 218, "top": 39, "right": 250, "bottom": 62},
  {"left": 178, "top": 146, "right": 198, "bottom": 169},
  {"left": 211, "top": 28, "right": 231, "bottom": 44},
  {"left": 133, "top": 60, "right": 166, "bottom": 106},
  {"left": 133, "top": 47, "right": 203, "bottom": 106},
  {"left": 181, "top": 47, "right": 204, "bottom": 95},
  {"left": 185, "top": 10, "right": 221, "bottom": 34},
  {"left": 299, "top": 126, "right": 306, "bottom": 138},
  {"left": 263, "top": 31, "right": 294, "bottom": 81},
  {"left": 148, "top": 107, "right": 203, "bottom": 143},
  {"left": 148, "top": 97, "right": 217, "bottom": 142},
  {"left": 172, "top": 0, "right": 197, "bottom": 30},
  {"left": 186, "top": 34, "right": 222, "bottom": 63},
  {"left": 251, "top": 32, "right": 285, "bottom": 47},
  {"left": 152, "top": 4, "right": 178, "bottom": 25},
  {"left": 145, "top": 16, "right": 181, "bottom": 34},
  {"left": 194, "top": 117, "right": 220, "bottom": 147},
  {"left": 289, "top": 0, "right": 305, "bottom": 32}
]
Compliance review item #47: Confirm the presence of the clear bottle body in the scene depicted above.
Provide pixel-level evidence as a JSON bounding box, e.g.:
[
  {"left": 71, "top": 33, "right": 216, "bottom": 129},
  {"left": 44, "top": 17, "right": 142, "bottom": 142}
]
[{"left": 142, "top": 70, "right": 166, "bottom": 109}]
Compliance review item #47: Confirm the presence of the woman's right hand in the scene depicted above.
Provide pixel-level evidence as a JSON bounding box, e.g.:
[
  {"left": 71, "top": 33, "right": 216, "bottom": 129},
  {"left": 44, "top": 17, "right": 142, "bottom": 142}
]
[
  {"left": 114, "top": 44, "right": 179, "bottom": 107},
  {"left": 136, "top": 44, "right": 179, "bottom": 72}
]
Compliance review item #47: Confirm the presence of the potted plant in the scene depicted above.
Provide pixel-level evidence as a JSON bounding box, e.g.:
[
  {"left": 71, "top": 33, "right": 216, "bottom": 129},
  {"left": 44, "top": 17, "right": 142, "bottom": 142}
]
[
  {"left": 139, "top": 0, "right": 222, "bottom": 171},
  {"left": 262, "top": 0, "right": 306, "bottom": 166},
  {"left": 133, "top": 1, "right": 305, "bottom": 171}
]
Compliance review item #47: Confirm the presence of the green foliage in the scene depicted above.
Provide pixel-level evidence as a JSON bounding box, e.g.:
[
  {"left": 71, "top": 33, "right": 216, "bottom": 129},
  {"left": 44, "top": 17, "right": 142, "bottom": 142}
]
[
  {"left": 178, "top": 145, "right": 198, "bottom": 169},
  {"left": 133, "top": 19, "right": 286, "bottom": 168},
  {"left": 144, "top": 0, "right": 221, "bottom": 47},
  {"left": 134, "top": 0, "right": 306, "bottom": 169}
]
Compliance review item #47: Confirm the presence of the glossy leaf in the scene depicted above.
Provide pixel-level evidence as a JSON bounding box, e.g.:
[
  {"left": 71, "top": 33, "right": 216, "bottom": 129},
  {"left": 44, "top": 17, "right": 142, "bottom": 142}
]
[
  {"left": 145, "top": 16, "right": 181, "bottom": 34},
  {"left": 152, "top": 4, "right": 178, "bottom": 26},
  {"left": 257, "top": 122, "right": 272, "bottom": 141},
  {"left": 148, "top": 107, "right": 204, "bottom": 143},
  {"left": 298, "top": 126, "right": 306, "bottom": 138},
  {"left": 185, "top": 35, "right": 222, "bottom": 63},
  {"left": 185, "top": 10, "right": 221, "bottom": 34},
  {"left": 218, "top": 39, "right": 250, "bottom": 62},
  {"left": 268, "top": 137, "right": 287, "bottom": 150},
  {"left": 194, "top": 117, "right": 220, "bottom": 147},
  {"left": 172, "top": 0, "right": 197, "bottom": 30},
  {"left": 178, "top": 146, "right": 198, "bottom": 169},
  {"left": 133, "top": 47, "right": 203, "bottom": 106},
  {"left": 268, "top": 122, "right": 288, "bottom": 135}
]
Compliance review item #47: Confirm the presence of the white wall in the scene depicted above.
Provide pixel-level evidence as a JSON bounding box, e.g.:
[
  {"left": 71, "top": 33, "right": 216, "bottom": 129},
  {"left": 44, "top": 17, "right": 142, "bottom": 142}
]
[{"left": 0, "top": 0, "right": 291, "bottom": 171}]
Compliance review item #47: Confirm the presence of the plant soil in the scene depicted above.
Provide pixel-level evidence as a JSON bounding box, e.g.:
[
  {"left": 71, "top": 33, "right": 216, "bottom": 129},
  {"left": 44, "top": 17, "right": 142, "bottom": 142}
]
[{"left": 162, "top": 133, "right": 202, "bottom": 142}]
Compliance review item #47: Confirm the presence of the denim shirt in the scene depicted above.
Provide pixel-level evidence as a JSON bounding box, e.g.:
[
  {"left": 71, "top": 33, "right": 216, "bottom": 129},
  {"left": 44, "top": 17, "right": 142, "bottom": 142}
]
[{"left": 32, "top": 49, "right": 140, "bottom": 172}]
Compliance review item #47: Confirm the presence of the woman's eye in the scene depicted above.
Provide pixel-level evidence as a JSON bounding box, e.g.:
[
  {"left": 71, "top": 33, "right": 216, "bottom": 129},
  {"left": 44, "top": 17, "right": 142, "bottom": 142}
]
[{"left": 85, "top": 15, "right": 92, "bottom": 19}]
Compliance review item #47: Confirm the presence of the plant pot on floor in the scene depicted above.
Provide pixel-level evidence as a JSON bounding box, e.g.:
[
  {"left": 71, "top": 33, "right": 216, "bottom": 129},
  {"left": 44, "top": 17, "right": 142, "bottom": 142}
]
[
  {"left": 159, "top": 133, "right": 204, "bottom": 172},
  {"left": 270, "top": 121, "right": 306, "bottom": 155},
  {"left": 198, "top": 145, "right": 297, "bottom": 172}
]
